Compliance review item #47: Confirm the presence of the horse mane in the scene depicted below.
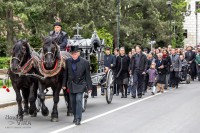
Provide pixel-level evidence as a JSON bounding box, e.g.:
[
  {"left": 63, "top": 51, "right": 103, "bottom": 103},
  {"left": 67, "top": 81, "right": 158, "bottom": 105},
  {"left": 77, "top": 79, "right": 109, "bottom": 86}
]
[
  {"left": 13, "top": 39, "right": 32, "bottom": 59},
  {"left": 43, "top": 36, "right": 61, "bottom": 60},
  {"left": 43, "top": 36, "right": 57, "bottom": 46}
]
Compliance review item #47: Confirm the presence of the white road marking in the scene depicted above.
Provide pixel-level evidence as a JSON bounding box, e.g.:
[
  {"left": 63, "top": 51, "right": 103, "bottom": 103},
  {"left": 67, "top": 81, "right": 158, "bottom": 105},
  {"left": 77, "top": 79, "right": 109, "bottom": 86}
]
[{"left": 50, "top": 92, "right": 164, "bottom": 133}]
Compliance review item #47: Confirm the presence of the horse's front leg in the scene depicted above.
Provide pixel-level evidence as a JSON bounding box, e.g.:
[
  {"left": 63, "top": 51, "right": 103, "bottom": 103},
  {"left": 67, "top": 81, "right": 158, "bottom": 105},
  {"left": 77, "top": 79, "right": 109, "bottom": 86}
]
[
  {"left": 22, "top": 88, "right": 29, "bottom": 116},
  {"left": 38, "top": 82, "right": 49, "bottom": 116},
  {"left": 63, "top": 89, "right": 73, "bottom": 116},
  {"left": 13, "top": 84, "right": 24, "bottom": 120},
  {"left": 51, "top": 86, "right": 61, "bottom": 122},
  {"left": 29, "top": 82, "right": 37, "bottom": 117}
]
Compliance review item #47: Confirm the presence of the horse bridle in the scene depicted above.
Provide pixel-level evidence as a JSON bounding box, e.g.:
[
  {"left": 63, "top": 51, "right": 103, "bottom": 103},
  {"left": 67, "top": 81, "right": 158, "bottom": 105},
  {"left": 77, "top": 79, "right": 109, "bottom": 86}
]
[
  {"left": 11, "top": 53, "right": 25, "bottom": 68},
  {"left": 43, "top": 45, "right": 57, "bottom": 63}
]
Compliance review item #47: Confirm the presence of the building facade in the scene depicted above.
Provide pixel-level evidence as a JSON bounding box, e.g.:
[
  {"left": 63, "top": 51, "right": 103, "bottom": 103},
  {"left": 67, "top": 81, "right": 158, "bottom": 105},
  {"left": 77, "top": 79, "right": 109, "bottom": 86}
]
[{"left": 184, "top": 0, "right": 200, "bottom": 47}]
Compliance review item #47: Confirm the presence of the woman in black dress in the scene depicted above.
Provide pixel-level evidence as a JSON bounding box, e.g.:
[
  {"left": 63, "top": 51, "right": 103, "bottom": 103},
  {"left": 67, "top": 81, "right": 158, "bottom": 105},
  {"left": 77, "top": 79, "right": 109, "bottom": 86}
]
[{"left": 115, "top": 47, "right": 130, "bottom": 98}]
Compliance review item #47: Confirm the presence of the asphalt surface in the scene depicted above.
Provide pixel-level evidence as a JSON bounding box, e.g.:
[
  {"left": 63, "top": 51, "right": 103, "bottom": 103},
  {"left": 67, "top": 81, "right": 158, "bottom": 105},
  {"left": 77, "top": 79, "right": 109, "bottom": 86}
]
[{"left": 0, "top": 81, "right": 200, "bottom": 133}]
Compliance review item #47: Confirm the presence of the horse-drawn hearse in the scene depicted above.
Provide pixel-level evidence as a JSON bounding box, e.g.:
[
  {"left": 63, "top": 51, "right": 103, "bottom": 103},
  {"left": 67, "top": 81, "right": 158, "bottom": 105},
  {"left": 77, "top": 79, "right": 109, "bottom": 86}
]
[{"left": 8, "top": 23, "right": 114, "bottom": 122}]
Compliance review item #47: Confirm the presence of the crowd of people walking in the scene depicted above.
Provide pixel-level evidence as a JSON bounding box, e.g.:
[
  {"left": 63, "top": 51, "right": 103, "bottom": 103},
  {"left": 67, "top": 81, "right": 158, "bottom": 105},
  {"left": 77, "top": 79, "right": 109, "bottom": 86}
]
[{"left": 101, "top": 45, "right": 200, "bottom": 99}]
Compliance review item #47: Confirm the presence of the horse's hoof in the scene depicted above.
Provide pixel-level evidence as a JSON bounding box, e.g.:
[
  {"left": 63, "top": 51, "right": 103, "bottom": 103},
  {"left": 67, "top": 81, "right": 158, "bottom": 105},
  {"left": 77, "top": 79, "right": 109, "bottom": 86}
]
[
  {"left": 36, "top": 108, "right": 40, "bottom": 112},
  {"left": 29, "top": 110, "right": 34, "bottom": 115},
  {"left": 41, "top": 108, "right": 49, "bottom": 116},
  {"left": 51, "top": 117, "right": 58, "bottom": 122},
  {"left": 16, "top": 115, "right": 23, "bottom": 121},
  {"left": 24, "top": 112, "right": 29, "bottom": 116},
  {"left": 31, "top": 112, "right": 37, "bottom": 117}
]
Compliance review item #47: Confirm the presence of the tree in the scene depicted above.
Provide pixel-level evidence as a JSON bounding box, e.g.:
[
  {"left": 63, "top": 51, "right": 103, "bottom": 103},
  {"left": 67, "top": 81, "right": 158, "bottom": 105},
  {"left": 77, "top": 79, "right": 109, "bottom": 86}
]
[{"left": 0, "top": 0, "right": 187, "bottom": 56}]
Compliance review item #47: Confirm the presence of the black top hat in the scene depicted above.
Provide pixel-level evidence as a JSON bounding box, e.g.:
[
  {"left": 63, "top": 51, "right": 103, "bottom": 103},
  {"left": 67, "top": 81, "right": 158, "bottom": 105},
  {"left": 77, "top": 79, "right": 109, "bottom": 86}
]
[
  {"left": 53, "top": 22, "right": 62, "bottom": 27},
  {"left": 70, "top": 45, "right": 80, "bottom": 53}
]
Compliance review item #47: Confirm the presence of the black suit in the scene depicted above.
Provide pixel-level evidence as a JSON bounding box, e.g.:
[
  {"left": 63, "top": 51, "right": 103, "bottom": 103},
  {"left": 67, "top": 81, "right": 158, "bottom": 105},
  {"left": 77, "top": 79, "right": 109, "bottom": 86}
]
[
  {"left": 130, "top": 53, "right": 147, "bottom": 74},
  {"left": 130, "top": 53, "right": 147, "bottom": 97},
  {"left": 49, "top": 31, "right": 68, "bottom": 51},
  {"left": 63, "top": 57, "right": 92, "bottom": 121}
]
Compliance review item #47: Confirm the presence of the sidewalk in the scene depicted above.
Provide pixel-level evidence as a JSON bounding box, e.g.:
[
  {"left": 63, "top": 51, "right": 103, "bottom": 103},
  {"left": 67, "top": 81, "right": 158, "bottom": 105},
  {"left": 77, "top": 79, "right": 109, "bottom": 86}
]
[
  {"left": 0, "top": 87, "right": 54, "bottom": 108},
  {"left": 0, "top": 87, "right": 16, "bottom": 107}
]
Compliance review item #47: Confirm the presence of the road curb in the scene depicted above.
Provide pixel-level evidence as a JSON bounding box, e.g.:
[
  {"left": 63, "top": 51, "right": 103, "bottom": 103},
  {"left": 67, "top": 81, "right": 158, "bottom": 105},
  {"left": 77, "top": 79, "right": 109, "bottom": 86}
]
[
  {"left": 0, "top": 101, "right": 17, "bottom": 108},
  {"left": 0, "top": 96, "right": 53, "bottom": 109}
]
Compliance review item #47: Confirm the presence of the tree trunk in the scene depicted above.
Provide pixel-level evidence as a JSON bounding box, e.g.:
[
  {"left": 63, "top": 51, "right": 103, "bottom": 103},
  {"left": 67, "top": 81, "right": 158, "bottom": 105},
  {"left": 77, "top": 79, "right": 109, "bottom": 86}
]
[{"left": 6, "top": 7, "right": 14, "bottom": 56}]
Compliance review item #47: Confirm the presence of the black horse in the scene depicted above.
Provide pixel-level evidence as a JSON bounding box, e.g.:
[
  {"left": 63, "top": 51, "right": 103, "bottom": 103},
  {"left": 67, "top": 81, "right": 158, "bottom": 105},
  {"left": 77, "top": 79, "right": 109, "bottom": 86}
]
[
  {"left": 37, "top": 36, "right": 71, "bottom": 122},
  {"left": 9, "top": 39, "right": 38, "bottom": 120}
]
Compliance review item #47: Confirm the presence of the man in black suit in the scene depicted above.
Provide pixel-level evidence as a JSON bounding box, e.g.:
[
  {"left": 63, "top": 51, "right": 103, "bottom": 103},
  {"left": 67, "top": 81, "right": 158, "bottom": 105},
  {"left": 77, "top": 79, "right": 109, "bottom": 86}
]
[
  {"left": 49, "top": 22, "right": 68, "bottom": 51},
  {"left": 113, "top": 48, "right": 119, "bottom": 95},
  {"left": 130, "top": 45, "right": 147, "bottom": 98},
  {"left": 62, "top": 46, "right": 92, "bottom": 125}
]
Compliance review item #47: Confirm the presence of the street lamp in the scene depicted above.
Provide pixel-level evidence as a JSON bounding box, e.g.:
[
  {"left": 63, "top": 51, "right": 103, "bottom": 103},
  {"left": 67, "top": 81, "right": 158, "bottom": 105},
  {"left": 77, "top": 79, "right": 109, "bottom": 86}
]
[
  {"left": 117, "top": 0, "right": 120, "bottom": 48},
  {"left": 167, "top": 0, "right": 172, "bottom": 45},
  {"left": 172, "top": 20, "right": 176, "bottom": 38},
  {"left": 150, "top": 33, "right": 156, "bottom": 52}
]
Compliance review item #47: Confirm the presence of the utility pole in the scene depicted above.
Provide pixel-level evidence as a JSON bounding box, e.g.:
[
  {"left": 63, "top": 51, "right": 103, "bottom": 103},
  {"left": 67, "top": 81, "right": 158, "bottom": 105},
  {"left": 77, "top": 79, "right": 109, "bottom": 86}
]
[
  {"left": 117, "top": 0, "right": 120, "bottom": 48},
  {"left": 167, "top": 0, "right": 172, "bottom": 45}
]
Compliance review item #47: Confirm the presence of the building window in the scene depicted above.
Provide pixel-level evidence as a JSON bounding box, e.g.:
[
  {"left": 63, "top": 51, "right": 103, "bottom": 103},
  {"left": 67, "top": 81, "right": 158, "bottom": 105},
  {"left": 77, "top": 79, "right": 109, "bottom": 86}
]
[{"left": 183, "top": 29, "right": 187, "bottom": 38}]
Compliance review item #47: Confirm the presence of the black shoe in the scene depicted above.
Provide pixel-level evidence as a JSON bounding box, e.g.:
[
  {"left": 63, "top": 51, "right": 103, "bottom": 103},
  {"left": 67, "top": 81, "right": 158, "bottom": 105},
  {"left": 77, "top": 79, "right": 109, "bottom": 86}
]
[
  {"left": 116, "top": 93, "right": 119, "bottom": 96},
  {"left": 121, "top": 95, "right": 124, "bottom": 98},
  {"left": 75, "top": 120, "right": 81, "bottom": 125},
  {"left": 73, "top": 119, "right": 76, "bottom": 123},
  {"left": 138, "top": 95, "right": 142, "bottom": 98},
  {"left": 132, "top": 95, "right": 136, "bottom": 99},
  {"left": 151, "top": 92, "right": 155, "bottom": 95},
  {"left": 101, "top": 92, "right": 105, "bottom": 96},
  {"left": 124, "top": 95, "right": 127, "bottom": 98}
]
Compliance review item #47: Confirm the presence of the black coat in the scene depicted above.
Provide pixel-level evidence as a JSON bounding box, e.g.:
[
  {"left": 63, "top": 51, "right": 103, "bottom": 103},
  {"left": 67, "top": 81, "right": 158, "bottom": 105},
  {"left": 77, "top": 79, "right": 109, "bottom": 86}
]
[
  {"left": 115, "top": 55, "right": 130, "bottom": 83},
  {"left": 104, "top": 54, "right": 116, "bottom": 69},
  {"left": 49, "top": 31, "right": 68, "bottom": 51},
  {"left": 62, "top": 57, "right": 93, "bottom": 93},
  {"left": 185, "top": 50, "right": 196, "bottom": 62},
  {"left": 163, "top": 55, "right": 172, "bottom": 74},
  {"left": 130, "top": 53, "right": 147, "bottom": 74},
  {"left": 147, "top": 58, "right": 155, "bottom": 70},
  {"left": 155, "top": 59, "right": 168, "bottom": 75},
  {"left": 112, "top": 55, "right": 118, "bottom": 76}
]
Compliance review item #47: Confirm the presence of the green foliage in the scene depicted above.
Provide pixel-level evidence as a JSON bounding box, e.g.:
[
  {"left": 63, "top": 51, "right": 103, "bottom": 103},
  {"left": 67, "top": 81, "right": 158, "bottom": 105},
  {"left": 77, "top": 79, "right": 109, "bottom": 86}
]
[
  {"left": 0, "top": 0, "right": 187, "bottom": 55},
  {"left": 28, "top": 35, "right": 42, "bottom": 49},
  {"left": 0, "top": 57, "right": 10, "bottom": 69},
  {"left": 0, "top": 79, "right": 12, "bottom": 88},
  {"left": 97, "top": 28, "right": 113, "bottom": 50}
]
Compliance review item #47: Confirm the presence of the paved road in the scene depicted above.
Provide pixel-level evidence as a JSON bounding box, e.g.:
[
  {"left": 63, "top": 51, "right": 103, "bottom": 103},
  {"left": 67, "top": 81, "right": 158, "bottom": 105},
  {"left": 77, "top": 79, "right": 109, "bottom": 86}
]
[{"left": 0, "top": 81, "right": 200, "bottom": 133}]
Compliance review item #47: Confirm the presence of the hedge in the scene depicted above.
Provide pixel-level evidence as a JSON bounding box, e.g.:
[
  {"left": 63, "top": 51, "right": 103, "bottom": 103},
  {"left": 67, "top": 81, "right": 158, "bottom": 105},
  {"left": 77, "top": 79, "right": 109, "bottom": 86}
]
[{"left": 0, "top": 57, "right": 10, "bottom": 69}]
